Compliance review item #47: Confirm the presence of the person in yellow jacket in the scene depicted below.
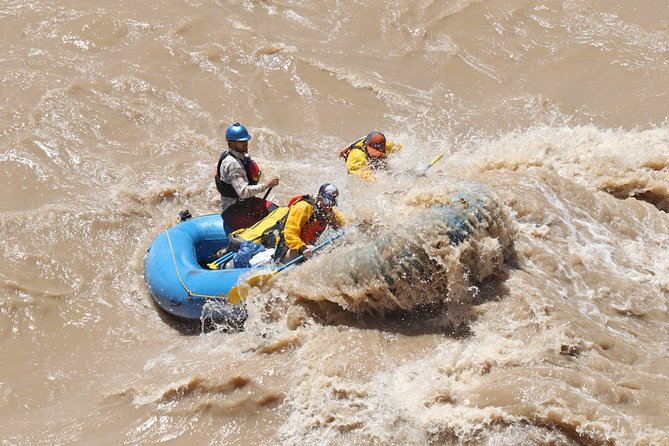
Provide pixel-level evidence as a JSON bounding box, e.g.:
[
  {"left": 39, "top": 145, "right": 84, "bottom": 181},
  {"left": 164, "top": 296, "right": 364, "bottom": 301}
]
[
  {"left": 339, "top": 131, "right": 403, "bottom": 181},
  {"left": 276, "top": 183, "right": 346, "bottom": 263},
  {"left": 224, "top": 183, "right": 346, "bottom": 265}
]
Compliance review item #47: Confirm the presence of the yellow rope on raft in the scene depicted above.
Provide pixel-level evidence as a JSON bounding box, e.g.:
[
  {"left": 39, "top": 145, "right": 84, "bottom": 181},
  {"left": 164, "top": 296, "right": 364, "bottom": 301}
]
[{"left": 164, "top": 228, "right": 226, "bottom": 301}]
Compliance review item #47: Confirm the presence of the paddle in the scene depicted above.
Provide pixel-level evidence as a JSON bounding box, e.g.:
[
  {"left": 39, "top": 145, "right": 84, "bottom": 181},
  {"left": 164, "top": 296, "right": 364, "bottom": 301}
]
[
  {"left": 207, "top": 250, "right": 235, "bottom": 270},
  {"left": 263, "top": 187, "right": 273, "bottom": 200},
  {"left": 425, "top": 153, "right": 444, "bottom": 171},
  {"left": 228, "top": 231, "right": 345, "bottom": 304}
]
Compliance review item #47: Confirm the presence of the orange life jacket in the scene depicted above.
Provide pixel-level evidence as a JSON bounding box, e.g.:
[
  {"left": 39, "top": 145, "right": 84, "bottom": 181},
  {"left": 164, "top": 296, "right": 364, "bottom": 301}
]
[{"left": 286, "top": 195, "right": 329, "bottom": 245}]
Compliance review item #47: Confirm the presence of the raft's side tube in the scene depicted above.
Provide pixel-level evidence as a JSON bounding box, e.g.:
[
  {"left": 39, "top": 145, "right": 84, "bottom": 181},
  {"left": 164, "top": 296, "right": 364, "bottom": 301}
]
[
  {"left": 284, "top": 186, "right": 515, "bottom": 314},
  {"left": 144, "top": 215, "right": 248, "bottom": 325}
]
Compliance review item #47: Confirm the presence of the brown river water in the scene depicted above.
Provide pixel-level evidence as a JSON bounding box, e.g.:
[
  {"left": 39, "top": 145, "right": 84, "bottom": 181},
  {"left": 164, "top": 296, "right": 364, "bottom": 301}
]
[{"left": 2, "top": 1, "right": 669, "bottom": 444}]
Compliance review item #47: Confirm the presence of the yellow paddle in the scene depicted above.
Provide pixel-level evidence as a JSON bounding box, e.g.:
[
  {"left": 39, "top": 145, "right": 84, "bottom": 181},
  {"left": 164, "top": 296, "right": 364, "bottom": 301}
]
[
  {"left": 228, "top": 232, "right": 345, "bottom": 304},
  {"left": 207, "top": 250, "right": 235, "bottom": 270},
  {"left": 425, "top": 153, "right": 444, "bottom": 171}
]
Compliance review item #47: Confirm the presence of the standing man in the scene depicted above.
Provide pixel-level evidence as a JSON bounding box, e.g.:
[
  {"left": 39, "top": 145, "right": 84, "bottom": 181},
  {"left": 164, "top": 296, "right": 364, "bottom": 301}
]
[{"left": 215, "top": 123, "right": 280, "bottom": 235}]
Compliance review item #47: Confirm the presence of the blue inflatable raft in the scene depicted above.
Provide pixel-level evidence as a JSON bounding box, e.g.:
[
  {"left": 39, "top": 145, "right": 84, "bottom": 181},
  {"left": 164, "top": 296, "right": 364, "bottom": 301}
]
[{"left": 144, "top": 214, "right": 249, "bottom": 327}]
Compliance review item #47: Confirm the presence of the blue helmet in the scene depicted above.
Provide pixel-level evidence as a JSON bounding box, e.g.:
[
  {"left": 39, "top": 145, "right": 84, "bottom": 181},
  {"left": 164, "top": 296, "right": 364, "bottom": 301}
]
[{"left": 225, "top": 123, "right": 252, "bottom": 141}]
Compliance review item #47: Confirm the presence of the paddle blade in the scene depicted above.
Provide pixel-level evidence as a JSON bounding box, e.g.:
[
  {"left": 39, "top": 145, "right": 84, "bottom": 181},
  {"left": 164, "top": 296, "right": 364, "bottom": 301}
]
[
  {"left": 228, "top": 270, "right": 277, "bottom": 305},
  {"left": 246, "top": 271, "right": 276, "bottom": 287},
  {"left": 228, "top": 285, "right": 244, "bottom": 305}
]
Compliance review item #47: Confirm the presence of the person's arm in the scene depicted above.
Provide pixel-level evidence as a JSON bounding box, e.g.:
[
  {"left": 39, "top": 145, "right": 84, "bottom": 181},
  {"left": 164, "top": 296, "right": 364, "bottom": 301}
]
[
  {"left": 283, "top": 201, "right": 313, "bottom": 252},
  {"left": 222, "top": 160, "right": 268, "bottom": 199},
  {"left": 386, "top": 141, "right": 403, "bottom": 155},
  {"left": 329, "top": 209, "right": 347, "bottom": 231}
]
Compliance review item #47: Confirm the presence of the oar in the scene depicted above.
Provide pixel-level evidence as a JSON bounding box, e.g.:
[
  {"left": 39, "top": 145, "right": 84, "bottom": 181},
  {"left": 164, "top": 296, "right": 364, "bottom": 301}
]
[
  {"left": 263, "top": 187, "right": 273, "bottom": 200},
  {"left": 207, "top": 250, "right": 235, "bottom": 270},
  {"left": 425, "top": 153, "right": 444, "bottom": 171},
  {"left": 228, "top": 231, "right": 345, "bottom": 304}
]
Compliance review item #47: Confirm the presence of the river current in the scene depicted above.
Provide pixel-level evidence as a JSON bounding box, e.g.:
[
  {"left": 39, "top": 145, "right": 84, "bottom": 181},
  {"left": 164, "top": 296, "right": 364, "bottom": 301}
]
[{"left": 1, "top": 1, "right": 669, "bottom": 445}]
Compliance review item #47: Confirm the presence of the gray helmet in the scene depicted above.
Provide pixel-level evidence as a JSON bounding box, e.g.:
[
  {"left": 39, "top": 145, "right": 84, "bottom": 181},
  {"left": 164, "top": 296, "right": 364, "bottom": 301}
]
[{"left": 318, "top": 183, "right": 339, "bottom": 206}]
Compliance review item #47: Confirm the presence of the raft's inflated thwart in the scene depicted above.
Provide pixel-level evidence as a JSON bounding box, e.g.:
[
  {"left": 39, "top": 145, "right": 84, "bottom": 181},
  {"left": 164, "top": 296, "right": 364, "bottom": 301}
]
[{"left": 144, "top": 214, "right": 248, "bottom": 326}]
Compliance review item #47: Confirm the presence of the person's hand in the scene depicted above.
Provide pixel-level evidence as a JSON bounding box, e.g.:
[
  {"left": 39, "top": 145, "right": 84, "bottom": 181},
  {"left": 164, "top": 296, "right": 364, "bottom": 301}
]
[
  {"left": 266, "top": 177, "right": 280, "bottom": 188},
  {"left": 302, "top": 244, "right": 316, "bottom": 259}
]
